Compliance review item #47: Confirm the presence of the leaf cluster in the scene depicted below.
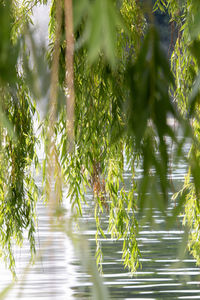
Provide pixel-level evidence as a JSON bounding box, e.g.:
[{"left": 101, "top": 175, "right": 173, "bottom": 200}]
[{"left": 2, "top": 0, "right": 200, "bottom": 280}]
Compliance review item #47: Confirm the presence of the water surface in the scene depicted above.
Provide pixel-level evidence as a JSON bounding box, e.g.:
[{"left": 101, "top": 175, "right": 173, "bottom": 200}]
[{"left": 0, "top": 140, "right": 200, "bottom": 299}]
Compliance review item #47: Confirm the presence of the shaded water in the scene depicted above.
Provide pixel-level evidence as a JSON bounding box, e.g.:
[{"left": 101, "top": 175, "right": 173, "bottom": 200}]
[{"left": 0, "top": 140, "right": 200, "bottom": 299}]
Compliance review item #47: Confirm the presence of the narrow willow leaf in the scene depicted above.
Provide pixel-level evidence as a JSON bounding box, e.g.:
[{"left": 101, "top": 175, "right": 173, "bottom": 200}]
[
  {"left": 0, "top": 282, "right": 14, "bottom": 300},
  {"left": 189, "top": 71, "right": 200, "bottom": 115},
  {"left": 87, "top": 0, "right": 122, "bottom": 66},
  {"left": 73, "top": 0, "right": 89, "bottom": 30},
  {"left": 0, "top": 105, "right": 16, "bottom": 141}
]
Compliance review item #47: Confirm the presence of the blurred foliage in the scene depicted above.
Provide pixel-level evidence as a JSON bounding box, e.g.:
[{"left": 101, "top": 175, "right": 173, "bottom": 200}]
[
  {"left": 0, "top": 0, "right": 40, "bottom": 276},
  {"left": 157, "top": 0, "right": 200, "bottom": 267},
  {"left": 1, "top": 0, "right": 200, "bottom": 290},
  {"left": 124, "top": 25, "right": 178, "bottom": 211},
  {"left": 0, "top": 77, "right": 39, "bottom": 276},
  {"left": 0, "top": 0, "right": 19, "bottom": 83}
]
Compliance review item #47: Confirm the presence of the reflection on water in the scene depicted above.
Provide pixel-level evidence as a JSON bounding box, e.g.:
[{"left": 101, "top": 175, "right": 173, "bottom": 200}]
[
  {"left": 0, "top": 140, "right": 200, "bottom": 299},
  {"left": 77, "top": 208, "right": 200, "bottom": 299}
]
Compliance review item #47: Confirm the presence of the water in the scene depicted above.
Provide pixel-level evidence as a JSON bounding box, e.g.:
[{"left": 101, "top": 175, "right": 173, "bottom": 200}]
[{"left": 0, "top": 138, "right": 200, "bottom": 299}]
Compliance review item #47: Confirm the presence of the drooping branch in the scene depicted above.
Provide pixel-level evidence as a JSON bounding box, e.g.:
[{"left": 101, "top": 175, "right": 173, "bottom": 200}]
[
  {"left": 48, "top": 0, "right": 62, "bottom": 211},
  {"left": 12, "top": 0, "right": 41, "bottom": 28},
  {"left": 49, "top": 0, "right": 62, "bottom": 125},
  {"left": 64, "top": 0, "right": 75, "bottom": 151}
]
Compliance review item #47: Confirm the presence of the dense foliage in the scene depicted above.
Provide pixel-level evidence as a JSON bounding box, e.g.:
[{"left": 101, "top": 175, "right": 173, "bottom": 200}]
[{"left": 1, "top": 0, "right": 200, "bottom": 284}]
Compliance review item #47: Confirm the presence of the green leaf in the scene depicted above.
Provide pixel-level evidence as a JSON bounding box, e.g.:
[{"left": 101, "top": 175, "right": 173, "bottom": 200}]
[
  {"left": 0, "top": 105, "right": 17, "bottom": 141},
  {"left": 189, "top": 71, "right": 200, "bottom": 115},
  {"left": 87, "top": 0, "right": 123, "bottom": 67},
  {"left": 0, "top": 0, "right": 19, "bottom": 83},
  {"left": 73, "top": 0, "right": 89, "bottom": 30}
]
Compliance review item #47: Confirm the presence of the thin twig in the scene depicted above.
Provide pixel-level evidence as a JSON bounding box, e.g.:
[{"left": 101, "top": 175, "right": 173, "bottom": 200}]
[
  {"left": 48, "top": 0, "right": 62, "bottom": 212},
  {"left": 64, "top": 0, "right": 75, "bottom": 152},
  {"left": 168, "top": 21, "right": 175, "bottom": 58},
  {"left": 12, "top": 0, "right": 41, "bottom": 27}
]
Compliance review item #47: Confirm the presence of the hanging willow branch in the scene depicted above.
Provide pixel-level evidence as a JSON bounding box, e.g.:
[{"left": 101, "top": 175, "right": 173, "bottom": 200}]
[
  {"left": 64, "top": 0, "right": 75, "bottom": 151},
  {"left": 47, "top": 0, "right": 62, "bottom": 212}
]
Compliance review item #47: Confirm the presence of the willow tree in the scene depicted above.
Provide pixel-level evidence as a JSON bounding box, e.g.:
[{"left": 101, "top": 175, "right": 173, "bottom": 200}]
[{"left": 1, "top": 0, "right": 200, "bottom": 283}]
